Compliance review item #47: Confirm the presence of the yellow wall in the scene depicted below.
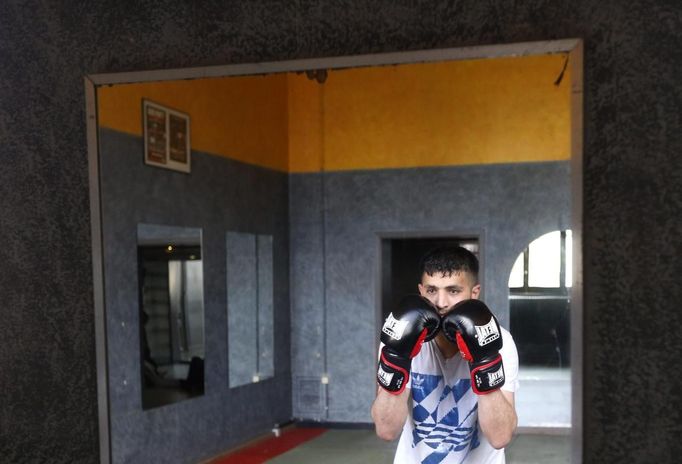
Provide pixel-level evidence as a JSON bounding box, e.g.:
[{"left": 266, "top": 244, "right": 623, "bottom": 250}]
[
  {"left": 98, "top": 74, "right": 290, "bottom": 172},
  {"left": 98, "top": 53, "right": 570, "bottom": 173},
  {"left": 288, "top": 54, "right": 571, "bottom": 172}
]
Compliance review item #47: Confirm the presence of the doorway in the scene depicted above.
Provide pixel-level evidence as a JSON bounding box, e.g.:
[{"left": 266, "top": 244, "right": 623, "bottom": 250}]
[
  {"left": 509, "top": 230, "right": 573, "bottom": 429},
  {"left": 380, "top": 236, "right": 479, "bottom": 324}
]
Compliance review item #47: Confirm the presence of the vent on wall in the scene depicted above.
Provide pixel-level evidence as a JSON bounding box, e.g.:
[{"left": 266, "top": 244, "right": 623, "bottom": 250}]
[{"left": 295, "top": 376, "right": 324, "bottom": 417}]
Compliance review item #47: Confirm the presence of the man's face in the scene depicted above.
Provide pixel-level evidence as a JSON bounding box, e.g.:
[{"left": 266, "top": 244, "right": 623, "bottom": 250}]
[{"left": 418, "top": 271, "right": 480, "bottom": 317}]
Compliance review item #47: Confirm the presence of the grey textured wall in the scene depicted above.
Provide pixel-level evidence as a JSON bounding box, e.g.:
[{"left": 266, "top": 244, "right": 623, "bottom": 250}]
[
  {"left": 1, "top": 1, "right": 682, "bottom": 463},
  {"left": 290, "top": 162, "right": 571, "bottom": 421},
  {"left": 100, "top": 129, "right": 290, "bottom": 463}
]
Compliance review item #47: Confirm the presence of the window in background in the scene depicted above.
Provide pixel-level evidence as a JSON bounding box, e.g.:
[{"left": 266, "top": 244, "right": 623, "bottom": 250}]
[
  {"left": 508, "top": 230, "right": 572, "bottom": 292},
  {"left": 509, "top": 230, "right": 572, "bottom": 368}
]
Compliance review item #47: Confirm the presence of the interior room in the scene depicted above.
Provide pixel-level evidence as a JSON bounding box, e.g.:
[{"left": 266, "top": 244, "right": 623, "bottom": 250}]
[
  {"left": 90, "top": 44, "right": 578, "bottom": 463},
  {"left": 3, "top": 2, "right": 680, "bottom": 464}
]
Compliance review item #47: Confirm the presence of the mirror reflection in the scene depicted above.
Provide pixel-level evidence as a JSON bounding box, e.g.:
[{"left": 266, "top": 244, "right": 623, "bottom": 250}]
[
  {"left": 137, "top": 223, "right": 205, "bottom": 409},
  {"left": 93, "top": 43, "right": 578, "bottom": 463}
]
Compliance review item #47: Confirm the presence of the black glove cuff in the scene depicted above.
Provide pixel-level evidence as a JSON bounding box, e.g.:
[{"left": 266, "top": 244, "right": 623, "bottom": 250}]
[
  {"left": 470, "top": 354, "right": 505, "bottom": 395},
  {"left": 377, "top": 348, "right": 411, "bottom": 395}
]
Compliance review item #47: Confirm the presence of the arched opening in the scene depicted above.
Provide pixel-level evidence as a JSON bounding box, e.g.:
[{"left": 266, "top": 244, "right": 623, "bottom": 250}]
[{"left": 510, "top": 230, "right": 572, "bottom": 429}]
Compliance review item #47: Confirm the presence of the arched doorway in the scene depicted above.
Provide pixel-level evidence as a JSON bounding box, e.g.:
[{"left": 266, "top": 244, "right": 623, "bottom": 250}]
[{"left": 509, "top": 230, "right": 572, "bottom": 429}]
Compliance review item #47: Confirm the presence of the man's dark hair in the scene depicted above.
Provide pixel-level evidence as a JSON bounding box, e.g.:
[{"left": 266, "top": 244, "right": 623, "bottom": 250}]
[{"left": 419, "top": 246, "right": 479, "bottom": 283}]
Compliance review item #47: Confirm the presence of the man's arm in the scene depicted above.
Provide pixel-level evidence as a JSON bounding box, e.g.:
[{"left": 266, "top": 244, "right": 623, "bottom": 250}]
[
  {"left": 477, "top": 389, "right": 517, "bottom": 449},
  {"left": 371, "top": 386, "right": 410, "bottom": 441},
  {"left": 441, "top": 300, "right": 518, "bottom": 449},
  {"left": 372, "top": 295, "right": 440, "bottom": 441}
]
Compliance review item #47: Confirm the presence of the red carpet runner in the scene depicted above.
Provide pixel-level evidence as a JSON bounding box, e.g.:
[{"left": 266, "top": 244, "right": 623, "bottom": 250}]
[{"left": 209, "top": 427, "right": 327, "bottom": 464}]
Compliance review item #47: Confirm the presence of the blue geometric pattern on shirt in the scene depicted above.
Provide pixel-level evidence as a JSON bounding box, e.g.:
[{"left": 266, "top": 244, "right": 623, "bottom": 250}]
[{"left": 410, "top": 375, "right": 480, "bottom": 461}]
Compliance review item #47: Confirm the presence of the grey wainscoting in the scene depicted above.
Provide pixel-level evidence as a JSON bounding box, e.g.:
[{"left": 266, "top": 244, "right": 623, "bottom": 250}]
[
  {"left": 99, "top": 128, "right": 291, "bottom": 464},
  {"left": 290, "top": 161, "right": 571, "bottom": 421}
]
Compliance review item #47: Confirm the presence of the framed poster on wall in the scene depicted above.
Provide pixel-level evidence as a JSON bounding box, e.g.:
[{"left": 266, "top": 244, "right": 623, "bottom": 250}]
[{"left": 143, "top": 99, "right": 191, "bottom": 173}]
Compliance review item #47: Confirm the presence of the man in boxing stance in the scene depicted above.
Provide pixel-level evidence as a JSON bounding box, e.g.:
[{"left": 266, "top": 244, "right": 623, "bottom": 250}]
[{"left": 371, "top": 246, "right": 519, "bottom": 463}]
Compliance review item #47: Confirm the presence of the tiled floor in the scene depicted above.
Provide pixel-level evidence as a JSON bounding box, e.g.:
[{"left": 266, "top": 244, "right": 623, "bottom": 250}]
[
  {"left": 265, "top": 429, "right": 571, "bottom": 463},
  {"left": 211, "top": 367, "right": 574, "bottom": 463},
  {"left": 506, "top": 433, "right": 571, "bottom": 464},
  {"left": 516, "top": 367, "right": 571, "bottom": 428}
]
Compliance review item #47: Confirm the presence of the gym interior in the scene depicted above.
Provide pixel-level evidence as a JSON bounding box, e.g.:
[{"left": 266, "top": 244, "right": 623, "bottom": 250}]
[{"left": 3, "top": 3, "right": 680, "bottom": 464}]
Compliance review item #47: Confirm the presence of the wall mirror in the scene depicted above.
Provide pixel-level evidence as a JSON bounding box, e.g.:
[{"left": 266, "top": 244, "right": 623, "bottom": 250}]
[
  {"left": 87, "top": 39, "right": 582, "bottom": 464},
  {"left": 137, "top": 223, "right": 205, "bottom": 409},
  {"left": 226, "top": 232, "right": 274, "bottom": 387}
]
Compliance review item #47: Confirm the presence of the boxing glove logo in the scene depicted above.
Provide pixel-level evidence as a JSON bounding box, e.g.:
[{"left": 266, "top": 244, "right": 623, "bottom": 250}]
[
  {"left": 382, "top": 313, "right": 409, "bottom": 341},
  {"left": 474, "top": 363, "right": 505, "bottom": 390},
  {"left": 474, "top": 318, "right": 500, "bottom": 346},
  {"left": 377, "top": 365, "right": 394, "bottom": 387},
  {"left": 487, "top": 366, "right": 505, "bottom": 387}
]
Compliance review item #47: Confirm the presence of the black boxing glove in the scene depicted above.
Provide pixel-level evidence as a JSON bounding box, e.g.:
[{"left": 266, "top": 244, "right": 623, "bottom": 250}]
[
  {"left": 377, "top": 295, "right": 441, "bottom": 395},
  {"left": 442, "top": 299, "right": 505, "bottom": 395}
]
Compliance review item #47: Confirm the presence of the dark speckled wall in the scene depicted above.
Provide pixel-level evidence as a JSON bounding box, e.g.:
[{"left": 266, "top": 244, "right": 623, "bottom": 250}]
[{"left": 1, "top": 1, "right": 682, "bottom": 463}]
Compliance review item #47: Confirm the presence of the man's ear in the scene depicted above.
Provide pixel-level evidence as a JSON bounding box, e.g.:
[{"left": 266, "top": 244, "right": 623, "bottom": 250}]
[
  {"left": 471, "top": 284, "right": 481, "bottom": 299},
  {"left": 417, "top": 283, "right": 426, "bottom": 297}
]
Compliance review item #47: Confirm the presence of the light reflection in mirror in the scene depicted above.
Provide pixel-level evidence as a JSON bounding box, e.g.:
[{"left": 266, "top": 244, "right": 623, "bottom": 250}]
[{"left": 137, "top": 223, "right": 205, "bottom": 409}]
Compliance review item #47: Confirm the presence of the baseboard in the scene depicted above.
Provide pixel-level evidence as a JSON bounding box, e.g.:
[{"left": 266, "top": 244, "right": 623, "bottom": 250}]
[
  {"left": 292, "top": 419, "right": 568, "bottom": 435},
  {"left": 516, "top": 426, "right": 571, "bottom": 435},
  {"left": 295, "top": 420, "right": 374, "bottom": 430}
]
